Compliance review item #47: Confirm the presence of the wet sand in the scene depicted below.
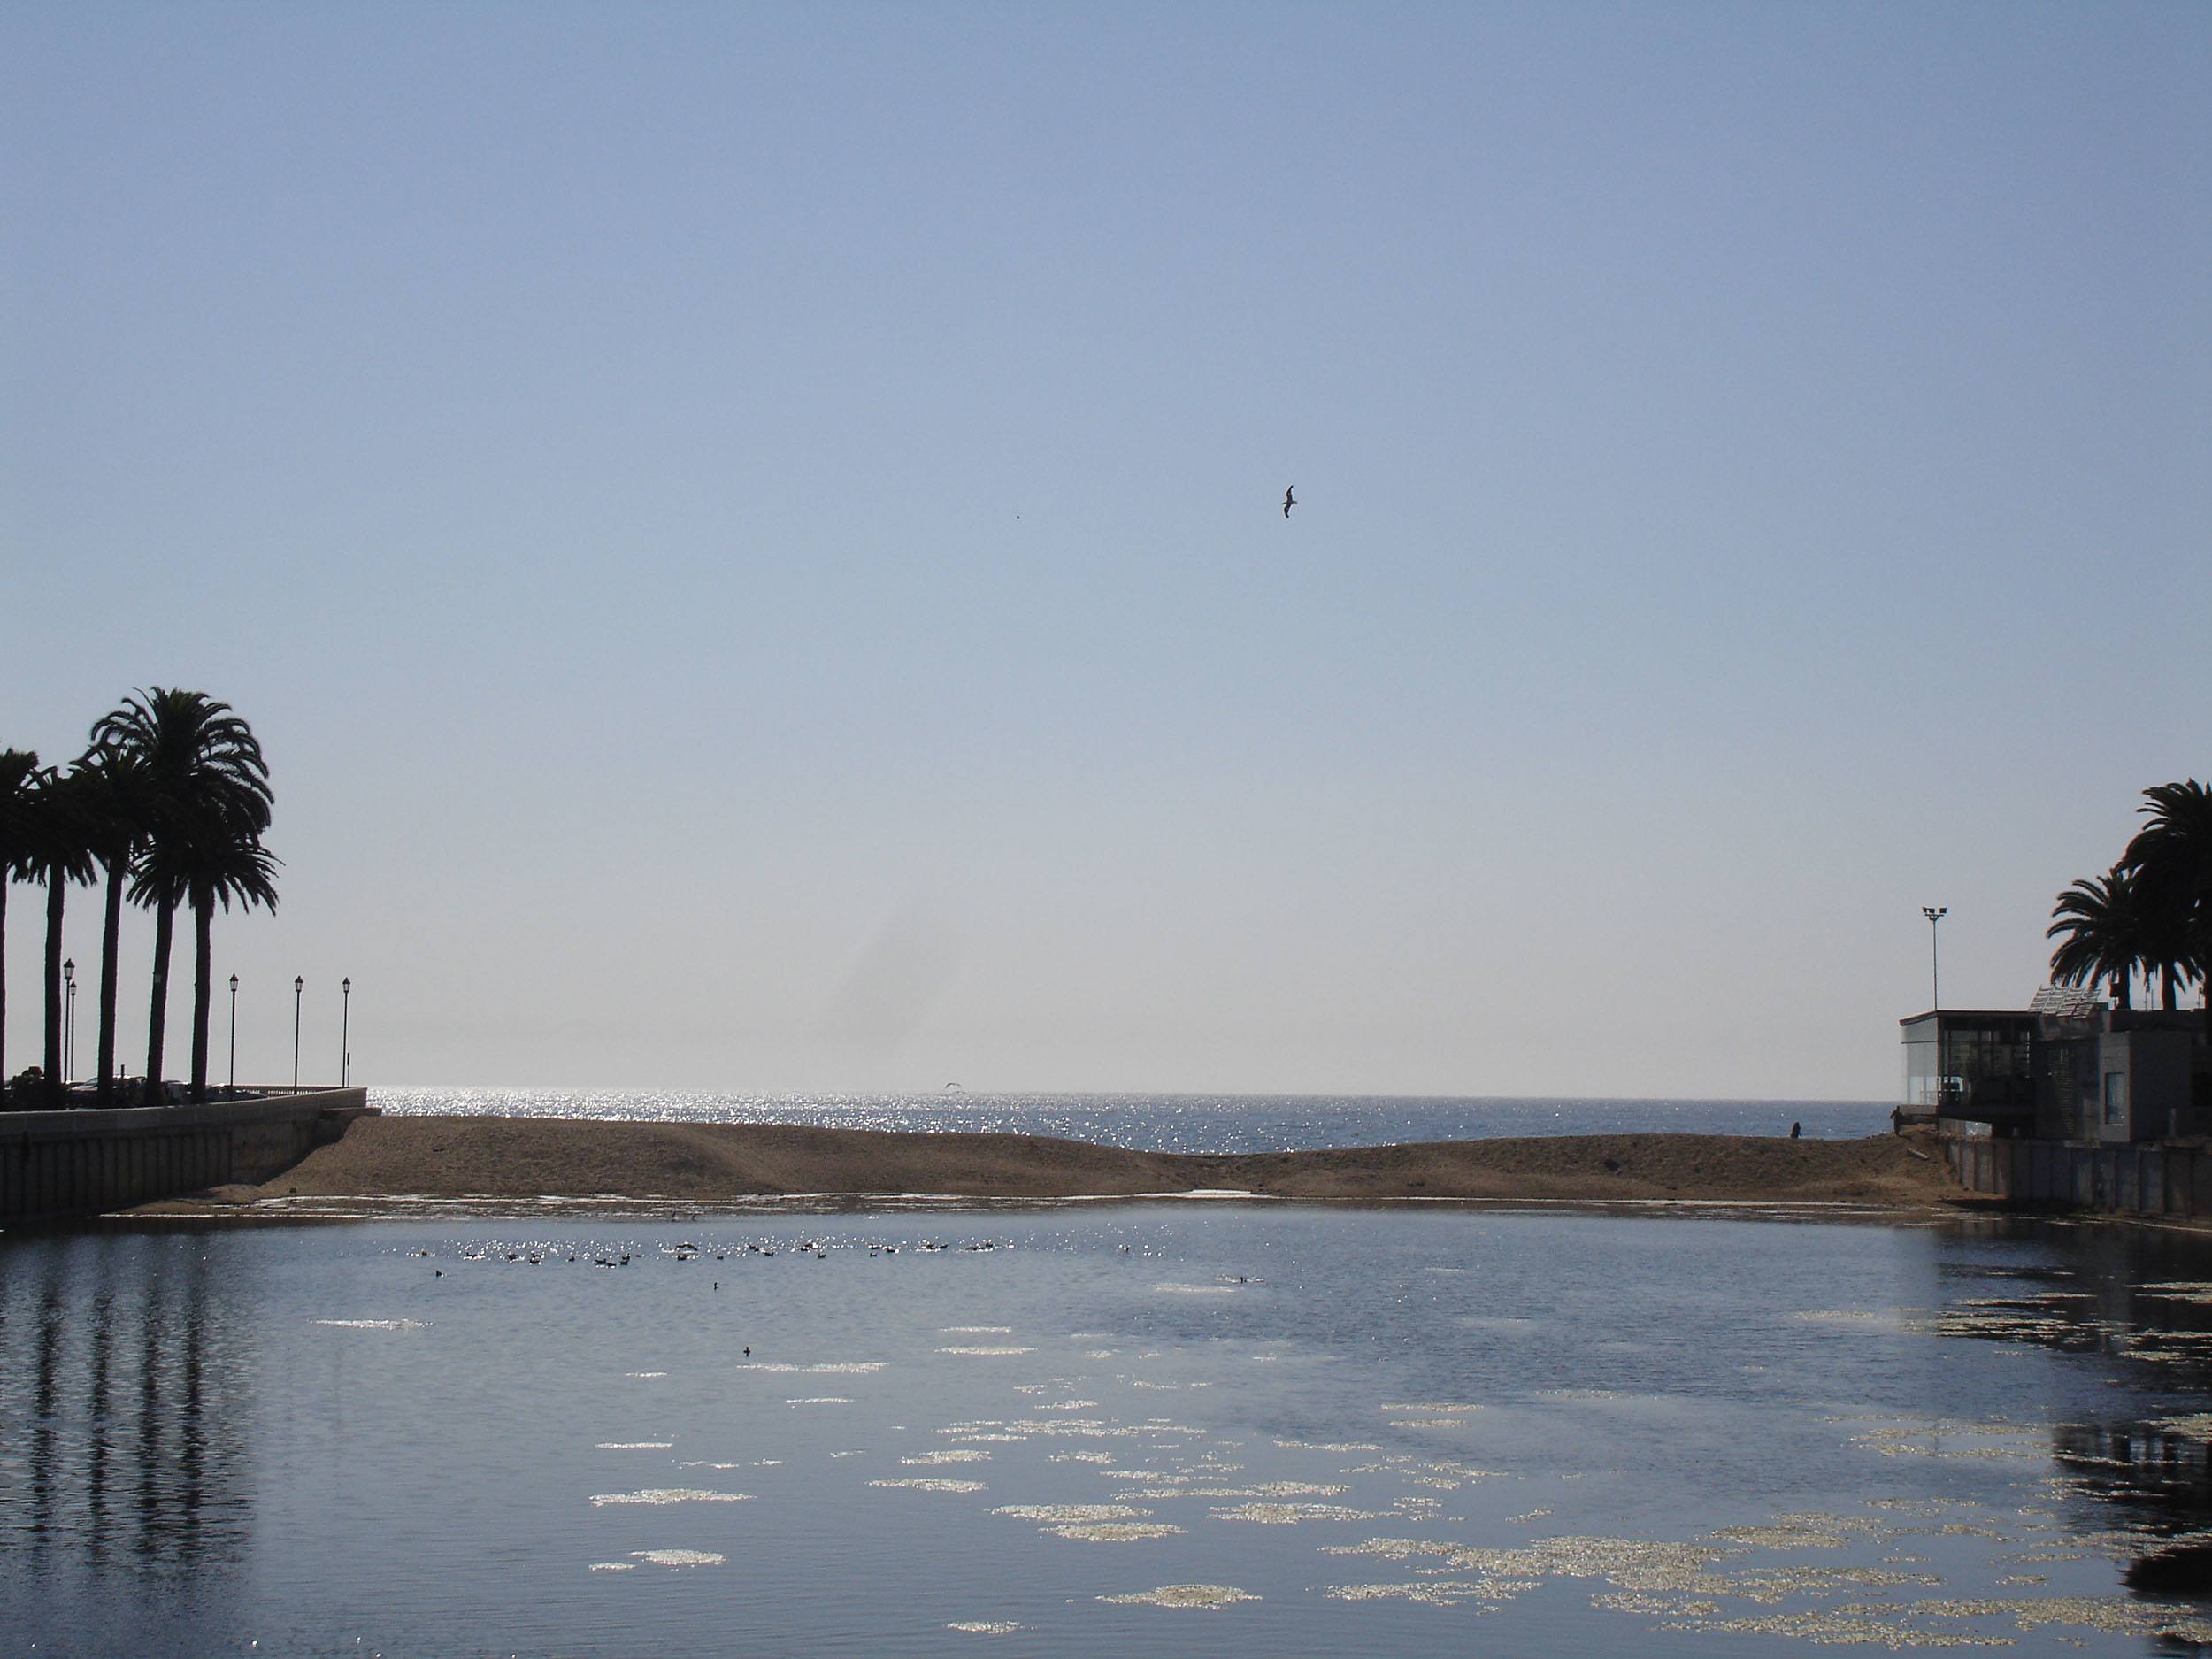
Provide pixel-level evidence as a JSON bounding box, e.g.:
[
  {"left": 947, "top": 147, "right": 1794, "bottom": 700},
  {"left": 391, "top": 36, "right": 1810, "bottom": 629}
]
[{"left": 175, "top": 1115, "right": 1963, "bottom": 1212}]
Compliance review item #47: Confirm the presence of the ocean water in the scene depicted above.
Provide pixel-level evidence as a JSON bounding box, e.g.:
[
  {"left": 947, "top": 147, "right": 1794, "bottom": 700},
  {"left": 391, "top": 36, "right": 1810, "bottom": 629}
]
[
  {"left": 8, "top": 1203, "right": 2212, "bottom": 1657},
  {"left": 368, "top": 1088, "right": 1889, "bottom": 1150}
]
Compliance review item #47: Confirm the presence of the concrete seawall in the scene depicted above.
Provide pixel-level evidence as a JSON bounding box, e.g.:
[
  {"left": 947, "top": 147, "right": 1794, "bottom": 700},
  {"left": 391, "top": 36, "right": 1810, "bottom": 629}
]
[
  {"left": 0, "top": 1090, "right": 373, "bottom": 1225},
  {"left": 1942, "top": 1133, "right": 2212, "bottom": 1220}
]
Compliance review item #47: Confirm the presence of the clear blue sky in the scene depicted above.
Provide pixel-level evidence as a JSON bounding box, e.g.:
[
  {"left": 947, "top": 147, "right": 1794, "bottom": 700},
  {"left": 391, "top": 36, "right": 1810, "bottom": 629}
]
[{"left": 4, "top": 3, "right": 2206, "bottom": 1097}]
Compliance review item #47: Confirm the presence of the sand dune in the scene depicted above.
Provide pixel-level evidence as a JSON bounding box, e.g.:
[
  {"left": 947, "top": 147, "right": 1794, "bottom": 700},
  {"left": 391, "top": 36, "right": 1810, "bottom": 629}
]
[{"left": 190, "top": 1115, "right": 1962, "bottom": 1211}]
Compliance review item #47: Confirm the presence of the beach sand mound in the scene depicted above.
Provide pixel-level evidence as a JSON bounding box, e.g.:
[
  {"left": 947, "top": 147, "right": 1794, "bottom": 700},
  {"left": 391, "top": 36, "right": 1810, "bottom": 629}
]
[
  {"left": 216, "top": 1117, "right": 1961, "bottom": 1210},
  {"left": 1202, "top": 1132, "right": 1953, "bottom": 1204}
]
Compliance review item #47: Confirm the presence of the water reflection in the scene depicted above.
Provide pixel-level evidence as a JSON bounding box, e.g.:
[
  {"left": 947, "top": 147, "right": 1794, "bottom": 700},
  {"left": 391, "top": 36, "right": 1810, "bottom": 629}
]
[
  {"left": 8, "top": 1207, "right": 2212, "bottom": 1655},
  {"left": 1, "top": 1230, "right": 252, "bottom": 1647},
  {"left": 2054, "top": 1421, "right": 2212, "bottom": 1531},
  {"left": 1916, "top": 1217, "right": 2212, "bottom": 1588}
]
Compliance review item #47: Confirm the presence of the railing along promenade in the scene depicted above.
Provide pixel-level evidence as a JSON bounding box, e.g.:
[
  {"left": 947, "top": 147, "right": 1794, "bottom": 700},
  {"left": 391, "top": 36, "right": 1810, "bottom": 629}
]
[{"left": 0, "top": 1088, "right": 373, "bottom": 1225}]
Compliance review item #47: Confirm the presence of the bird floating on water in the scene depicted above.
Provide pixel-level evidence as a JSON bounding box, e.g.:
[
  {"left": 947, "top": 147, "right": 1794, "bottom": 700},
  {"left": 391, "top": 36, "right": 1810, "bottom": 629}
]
[{"left": 1282, "top": 485, "right": 1296, "bottom": 518}]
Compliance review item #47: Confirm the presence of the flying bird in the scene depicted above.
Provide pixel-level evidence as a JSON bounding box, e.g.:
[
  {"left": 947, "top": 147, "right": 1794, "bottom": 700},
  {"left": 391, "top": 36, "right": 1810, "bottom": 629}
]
[{"left": 1282, "top": 485, "right": 1296, "bottom": 518}]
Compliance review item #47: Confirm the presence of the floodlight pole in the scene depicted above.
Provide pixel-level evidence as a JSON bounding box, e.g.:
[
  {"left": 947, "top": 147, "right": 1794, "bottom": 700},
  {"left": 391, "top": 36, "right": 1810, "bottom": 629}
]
[{"left": 1923, "top": 907, "right": 1947, "bottom": 1011}]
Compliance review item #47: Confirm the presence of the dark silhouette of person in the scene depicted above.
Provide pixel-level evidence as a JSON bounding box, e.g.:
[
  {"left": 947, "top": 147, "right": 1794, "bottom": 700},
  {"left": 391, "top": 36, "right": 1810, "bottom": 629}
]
[{"left": 1789, "top": 1121, "right": 1801, "bottom": 1139}]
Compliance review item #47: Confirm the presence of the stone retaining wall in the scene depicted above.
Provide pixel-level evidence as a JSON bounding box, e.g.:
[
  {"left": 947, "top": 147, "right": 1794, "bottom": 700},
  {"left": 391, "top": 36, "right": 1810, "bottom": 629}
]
[
  {"left": 0, "top": 1090, "right": 372, "bottom": 1224},
  {"left": 1942, "top": 1133, "right": 2212, "bottom": 1219}
]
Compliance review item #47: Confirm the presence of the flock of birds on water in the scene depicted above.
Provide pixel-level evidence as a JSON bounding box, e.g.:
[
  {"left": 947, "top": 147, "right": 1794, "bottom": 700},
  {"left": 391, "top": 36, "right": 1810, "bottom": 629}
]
[
  {"left": 430, "top": 1239, "right": 1005, "bottom": 1266},
  {"left": 411, "top": 1237, "right": 1019, "bottom": 1295}
]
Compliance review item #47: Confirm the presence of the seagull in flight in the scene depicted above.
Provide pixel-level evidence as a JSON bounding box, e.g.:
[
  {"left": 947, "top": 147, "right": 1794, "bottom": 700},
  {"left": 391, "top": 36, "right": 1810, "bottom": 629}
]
[{"left": 1282, "top": 485, "right": 1296, "bottom": 518}]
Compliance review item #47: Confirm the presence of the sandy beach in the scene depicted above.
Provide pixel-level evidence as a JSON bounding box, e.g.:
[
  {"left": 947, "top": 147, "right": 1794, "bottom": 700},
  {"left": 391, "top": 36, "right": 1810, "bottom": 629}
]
[{"left": 180, "top": 1115, "right": 1964, "bottom": 1211}]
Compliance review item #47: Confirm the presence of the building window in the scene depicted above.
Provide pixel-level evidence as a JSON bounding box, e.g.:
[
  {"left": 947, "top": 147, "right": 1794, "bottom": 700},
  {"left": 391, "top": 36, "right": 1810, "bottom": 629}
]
[{"left": 2103, "top": 1071, "right": 2127, "bottom": 1126}]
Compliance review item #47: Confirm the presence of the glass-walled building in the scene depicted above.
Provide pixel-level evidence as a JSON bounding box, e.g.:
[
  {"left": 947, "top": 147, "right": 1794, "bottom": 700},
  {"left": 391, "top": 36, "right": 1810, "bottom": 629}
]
[
  {"left": 1900, "top": 1003, "right": 2208, "bottom": 1141},
  {"left": 1899, "top": 1011, "right": 2040, "bottom": 1130}
]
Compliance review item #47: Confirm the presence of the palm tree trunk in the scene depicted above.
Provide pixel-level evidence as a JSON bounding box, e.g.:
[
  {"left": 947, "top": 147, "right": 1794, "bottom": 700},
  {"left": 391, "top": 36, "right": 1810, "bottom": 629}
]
[
  {"left": 144, "top": 897, "right": 175, "bottom": 1105},
  {"left": 43, "top": 874, "right": 65, "bottom": 1107},
  {"left": 0, "top": 879, "right": 10, "bottom": 1099},
  {"left": 96, "top": 862, "right": 123, "bottom": 1104},
  {"left": 189, "top": 892, "right": 212, "bottom": 1104}
]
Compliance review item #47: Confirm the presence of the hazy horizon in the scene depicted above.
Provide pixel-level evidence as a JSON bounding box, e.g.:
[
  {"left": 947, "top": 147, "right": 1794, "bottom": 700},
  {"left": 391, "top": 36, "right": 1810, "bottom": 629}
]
[
  {"left": 5, "top": 4, "right": 2205, "bottom": 1101},
  {"left": 361, "top": 1084, "right": 1893, "bottom": 1105}
]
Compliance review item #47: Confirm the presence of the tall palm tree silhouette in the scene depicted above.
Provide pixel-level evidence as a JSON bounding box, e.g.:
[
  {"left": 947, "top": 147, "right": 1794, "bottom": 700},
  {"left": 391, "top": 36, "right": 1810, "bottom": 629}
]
[
  {"left": 2048, "top": 865, "right": 2152, "bottom": 1010},
  {"left": 70, "top": 739, "right": 158, "bottom": 1103},
  {"left": 0, "top": 749, "right": 42, "bottom": 1098},
  {"left": 21, "top": 764, "right": 100, "bottom": 1106},
  {"left": 134, "top": 809, "right": 280, "bottom": 1102},
  {"left": 2124, "top": 780, "right": 2212, "bottom": 1036},
  {"left": 97, "top": 691, "right": 273, "bottom": 1103}
]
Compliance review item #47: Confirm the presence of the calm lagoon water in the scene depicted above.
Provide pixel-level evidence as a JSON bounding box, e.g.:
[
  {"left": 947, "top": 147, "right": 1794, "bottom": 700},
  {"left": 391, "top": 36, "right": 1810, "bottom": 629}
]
[{"left": 8, "top": 1202, "right": 2212, "bottom": 1657}]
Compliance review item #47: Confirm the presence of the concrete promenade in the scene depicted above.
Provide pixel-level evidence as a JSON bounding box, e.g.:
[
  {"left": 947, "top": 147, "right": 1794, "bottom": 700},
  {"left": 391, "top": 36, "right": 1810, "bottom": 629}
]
[{"left": 0, "top": 1089, "right": 373, "bottom": 1224}]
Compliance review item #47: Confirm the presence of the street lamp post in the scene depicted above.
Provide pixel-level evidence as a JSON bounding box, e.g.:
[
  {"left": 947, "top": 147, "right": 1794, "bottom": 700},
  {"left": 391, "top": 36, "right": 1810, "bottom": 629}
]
[
  {"left": 228, "top": 974, "right": 239, "bottom": 1092},
  {"left": 293, "top": 975, "right": 304, "bottom": 1093},
  {"left": 63, "top": 959, "right": 74, "bottom": 1087},
  {"left": 342, "top": 978, "right": 351, "bottom": 1088},
  {"left": 1923, "top": 906, "right": 1947, "bottom": 1012}
]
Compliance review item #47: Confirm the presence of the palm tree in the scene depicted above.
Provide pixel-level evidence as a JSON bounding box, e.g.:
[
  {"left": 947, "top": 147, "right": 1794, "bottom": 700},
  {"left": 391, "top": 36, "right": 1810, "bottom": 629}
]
[
  {"left": 0, "top": 749, "right": 42, "bottom": 1099},
  {"left": 2124, "top": 780, "right": 2212, "bottom": 1035},
  {"left": 96, "top": 691, "right": 273, "bottom": 1103},
  {"left": 69, "top": 742, "right": 157, "bottom": 1103},
  {"left": 2048, "top": 865, "right": 2147, "bottom": 1010},
  {"left": 2139, "top": 900, "right": 2198, "bottom": 1012},
  {"left": 20, "top": 764, "right": 99, "bottom": 1107},
  {"left": 135, "top": 808, "right": 280, "bottom": 1102}
]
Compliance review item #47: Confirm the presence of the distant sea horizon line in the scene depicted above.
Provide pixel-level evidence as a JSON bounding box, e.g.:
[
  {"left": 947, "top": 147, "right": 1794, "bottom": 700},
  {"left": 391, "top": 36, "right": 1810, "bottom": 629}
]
[
  {"left": 364, "top": 1085, "right": 1891, "bottom": 1104},
  {"left": 359, "top": 1088, "right": 1893, "bottom": 1154}
]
